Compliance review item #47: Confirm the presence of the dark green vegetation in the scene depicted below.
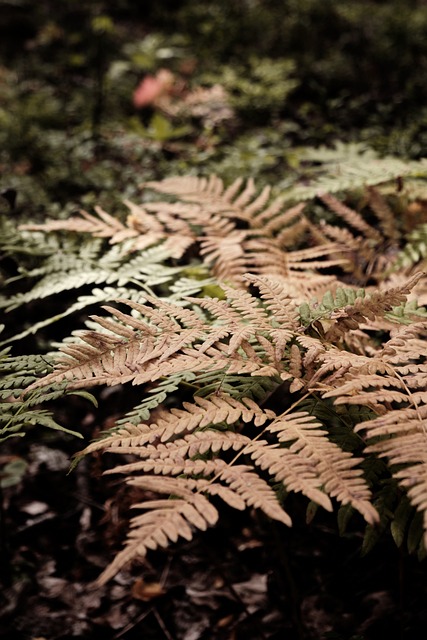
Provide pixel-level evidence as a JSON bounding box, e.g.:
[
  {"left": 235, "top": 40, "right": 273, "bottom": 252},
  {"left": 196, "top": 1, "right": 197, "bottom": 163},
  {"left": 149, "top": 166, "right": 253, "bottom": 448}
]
[
  {"left": 2, "top": 0, "right": 427, "bottom": 217},
  {"left": 1, "top": 1, "right": 427, "bottom": 639}
]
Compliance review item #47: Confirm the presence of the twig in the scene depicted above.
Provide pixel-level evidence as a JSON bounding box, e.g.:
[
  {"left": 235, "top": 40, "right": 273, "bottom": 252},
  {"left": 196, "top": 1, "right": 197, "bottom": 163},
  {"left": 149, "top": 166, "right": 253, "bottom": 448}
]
[
  {"left": 113, "top": 608, "right": 152, "bottom": 639},
  {"left": 153, "top": 607, "right": 175, "bottom": 640}
]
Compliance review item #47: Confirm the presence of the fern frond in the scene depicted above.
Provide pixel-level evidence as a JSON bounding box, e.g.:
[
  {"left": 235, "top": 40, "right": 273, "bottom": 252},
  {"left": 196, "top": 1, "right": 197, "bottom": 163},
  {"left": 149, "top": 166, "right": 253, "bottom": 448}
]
[
  {"left": 83, "top": 388, "right": 379, "bottom": 582},
  {"left": 192, "top": 371, "right": 279, "bottom": 402},
  {"left": 143, "top": 175, "right": 329, "bottom": 288},
  {"left": 317, "top": 320, "right": 427, "bottom": 541},
  {"left": 199, "top": 230, "right": 249, "bottom": 282},
  {"left": 244, "top": 273, "right": 300, "bottom": 328},
  {"left": 249, "top": 444, "right": 332, "bottom": 510},
  {"left": 261, "top": 202, "right": 306, "bottom": 236},
  {"left": 298, "top": 273, "right": 424, "bottom": 342},
  {"left": 21, "top": 207, "right": 138, "bottom": 243},
  {"left": 0, "top": 349, "right": 84, "bottom": 441},
  {"left": 395, "top": 223, "right": 427, "bottom": 270},
  {"left": 8, "top": 168, "right": 427, "bottom": 581},
  {"left": 217, "top": 465, "right": 292, "bottom": 526},
  {"left": 357, "top": 410, "right": 427, "bottom": 547},
  {"left": 266, "top": 411, "right": 378, "bottom": 523},
  {"left": 318, "top": 192, "right": 382, "bottom": 242},
  {"left": 96, "top": 475, "right": 219, "bottom": 584},
  {"left": 3, "top": 243, "right": 179, "bottom": 312},
  {"left": 83, "top": 394, "right": 275, "bottom": 455},
  {"left": 325, "top": 272, "right": 424, "bottom": 340},
  {"left": 169, "top": 276, "right": 218, "bottom": 300},
  {"left": 28, "top": 279, "right": 308, "bottom": 392},
  {"left": 288, "top": 144, "right": 427, "bottom": 200},
  {"left": 113, "top": 372, "right": 197, "bottom": 427},
  {"left": 20, "top": 202, "right": 196, "bottom": 259},
  {"left": 104, "top": 453, "right": 230, "bottom": 478},
  {"left": 366, "top": 187, "right": 400, "bottom": 242},
  {"left": 0, "top": 286, "right": 145, "bottom": 346},
  {"left": 106, "top": 430, "right": 254, "bottom": 467},
  {"left": 144, "top": 175, "right": 229, "bottom": 204}
]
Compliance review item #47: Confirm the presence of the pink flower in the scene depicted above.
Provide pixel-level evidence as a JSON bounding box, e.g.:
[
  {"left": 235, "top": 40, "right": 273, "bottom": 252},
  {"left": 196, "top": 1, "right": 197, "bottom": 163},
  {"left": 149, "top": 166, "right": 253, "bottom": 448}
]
[{"left": 133, "top": 69, "right": 174, "bottom": 108}]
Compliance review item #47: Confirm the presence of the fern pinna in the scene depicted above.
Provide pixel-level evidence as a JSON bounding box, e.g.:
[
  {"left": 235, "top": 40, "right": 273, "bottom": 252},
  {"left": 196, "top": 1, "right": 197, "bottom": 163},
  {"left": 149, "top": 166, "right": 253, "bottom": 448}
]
[{"left": 4, "top": 173, "right": 427, "bottom": 582}]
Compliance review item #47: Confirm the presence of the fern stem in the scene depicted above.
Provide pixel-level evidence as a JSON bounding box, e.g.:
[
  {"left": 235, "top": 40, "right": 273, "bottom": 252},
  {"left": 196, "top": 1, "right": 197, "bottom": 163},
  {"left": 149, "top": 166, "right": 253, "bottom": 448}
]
[
  {"left": 113, "top": 608, "right": 153, "bottom": 639},
  {"left": 131, "top": 279, "right": 157, "bottom": 297},
  {"left": 152, "top": 607, "right": 174, "bottom": 640}
]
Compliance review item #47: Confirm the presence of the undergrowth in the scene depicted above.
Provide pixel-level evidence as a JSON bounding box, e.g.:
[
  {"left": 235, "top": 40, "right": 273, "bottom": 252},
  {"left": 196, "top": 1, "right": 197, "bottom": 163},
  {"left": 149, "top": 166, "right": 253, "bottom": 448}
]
[{"left": 2, "top": 167, "right": 427, "bottom": 583}]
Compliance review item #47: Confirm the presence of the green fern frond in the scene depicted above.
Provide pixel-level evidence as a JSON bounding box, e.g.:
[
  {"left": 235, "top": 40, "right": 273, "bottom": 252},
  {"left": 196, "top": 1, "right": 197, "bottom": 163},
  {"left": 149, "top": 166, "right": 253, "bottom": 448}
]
[
  {"left": 385, "top": 299, "right": 427, "bottom": 325},
  {"left": 3, "top": 242, "right": 175, "bottom": 311},
  {"left": 299, "top": 287, "right": 366, "bottom": 326},
  {"left": 395, "top": 223, "right": 427, "bottom": 270},
  {"left": 0, "top": 286, "right": 146, "bottom": 346},
  {"left": 192, "top": 371, "right": 280, "bottom": 402},
  {"left": 287, "top": 143, "right": 427, "bottom": 200},
  {"left": 113, "top": 371, "right": 197, "bottom": 427},
  {"left": 0, "top": 347, "right": 84, "bottom": 441}
]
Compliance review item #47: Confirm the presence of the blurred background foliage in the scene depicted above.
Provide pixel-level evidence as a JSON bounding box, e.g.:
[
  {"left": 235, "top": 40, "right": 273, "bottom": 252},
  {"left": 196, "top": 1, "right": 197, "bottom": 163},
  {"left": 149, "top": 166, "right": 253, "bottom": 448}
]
[{"left": 1, "top": 0, "right": 427, "bottom": 218}]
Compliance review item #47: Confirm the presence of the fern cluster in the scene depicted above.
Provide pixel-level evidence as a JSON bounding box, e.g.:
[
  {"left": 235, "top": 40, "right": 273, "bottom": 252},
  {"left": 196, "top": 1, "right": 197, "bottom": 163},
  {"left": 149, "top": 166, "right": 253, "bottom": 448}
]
[{"left": 2, "top": 172, "right": 427, "bottom": 583}]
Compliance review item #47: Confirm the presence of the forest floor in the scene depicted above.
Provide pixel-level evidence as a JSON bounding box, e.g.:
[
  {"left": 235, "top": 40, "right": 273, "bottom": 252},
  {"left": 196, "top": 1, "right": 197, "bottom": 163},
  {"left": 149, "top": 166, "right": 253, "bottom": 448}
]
[{"left": 1, "top": 390, "right": 427, "bottom": 640}]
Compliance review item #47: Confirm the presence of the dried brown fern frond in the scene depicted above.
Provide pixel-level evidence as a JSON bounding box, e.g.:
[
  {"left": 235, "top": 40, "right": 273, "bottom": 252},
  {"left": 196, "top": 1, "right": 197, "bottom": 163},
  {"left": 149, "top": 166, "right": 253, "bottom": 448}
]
[
  {"left": 318, "top": 321, "right": 427, "bottom": 544},
  {"left": 85, "top": 395, "right": 275, "bottom": 455},
  {"left": 317, "top": 188, "right": 410, "bottom": 283},
  {"left": 318, "top": 192, "right": 382, "bottom": 243},
  {"left": 20, "top": 174, "right": 347, "bottom": 298},
  {"left": 27, "top": 281, "right": 302, "bottom": 393},
  {"left": 96, "top": 475, "right": 220, "bottom": 584},
  {"left": 143, "top": 175, "right": 345, "bottom": 288},
  {"left": 20, "top": 206, "right": 137, "bottom": 243},
  {"left": 30, "top": 268, "right": 423, "bottom": 407},
  {"left": 21, "top": 174, "right": 346, "bottom": 294},
  {"left": 21, "top": 201, "right": 196, "bottom": 259},
  {"left": 143, "top": 175, "right": 254, "bottom": 213},
  {"left": 365, "top": 186, "right": 400, "bottom": 242},
  {"left": 83, "top": 392, "right": 377, "bottom": 584},
  {"left": 28, "top": 259, "right": 427, "bottom": 582},
  {"left": 199, "top": 230, "right": 249, "bottom": 282},
  {"left": 265, "top": 411, "right": 378, "bottom": 524},
  {"left": 8, "top": 163, "right": 427, "bottom": 589},
  {"left": 359, "top": 407, "right": 427, "bottom": 546},
  {"left": 143, "top": 176, "right": 300, "bottom": 236},
  {"left": 324, "top": 272, "right": 425, "bottom": 341}
]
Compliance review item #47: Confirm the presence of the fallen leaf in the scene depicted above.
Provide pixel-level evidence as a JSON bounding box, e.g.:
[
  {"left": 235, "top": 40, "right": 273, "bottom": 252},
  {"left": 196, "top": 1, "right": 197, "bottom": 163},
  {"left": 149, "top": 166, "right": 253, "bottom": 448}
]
[{"left": 131, "top": 578, "right": 165, "bottom": 602}]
